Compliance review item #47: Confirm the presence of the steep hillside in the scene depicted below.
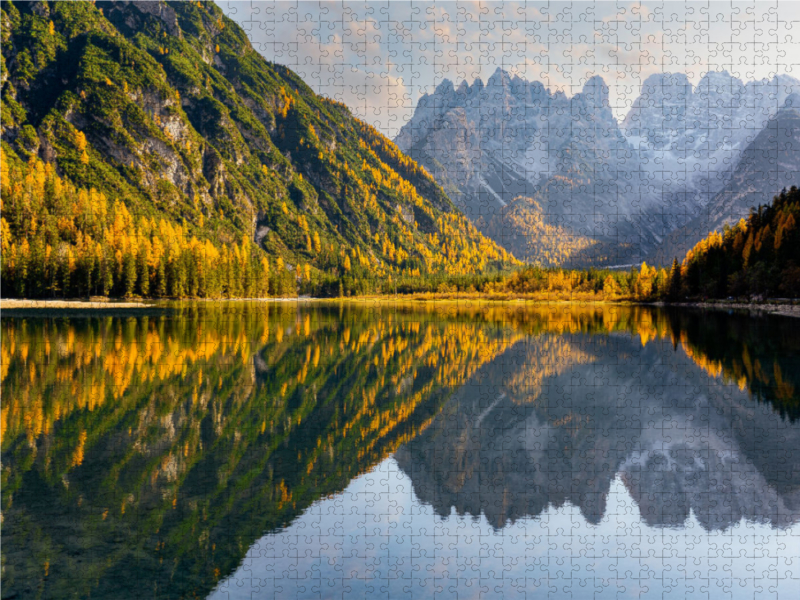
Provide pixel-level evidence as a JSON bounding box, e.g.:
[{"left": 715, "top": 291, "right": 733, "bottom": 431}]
[
  {"left": 673, "top": 185, "right": 800, "bottom": 298},
  {"left": 476, "top": 196, "right": 626, "bottom": 268},
  {"left": 0, "top": 0, "right": 512, "bottom": 297}
]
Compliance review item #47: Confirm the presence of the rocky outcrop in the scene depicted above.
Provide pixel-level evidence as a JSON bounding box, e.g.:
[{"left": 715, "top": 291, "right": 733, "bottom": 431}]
[
  {"left": 397, "top": 69, "right": 800, "bottom": 265},
  {"left": 650, "top": 96, "right": 800, "bottom": 264}
]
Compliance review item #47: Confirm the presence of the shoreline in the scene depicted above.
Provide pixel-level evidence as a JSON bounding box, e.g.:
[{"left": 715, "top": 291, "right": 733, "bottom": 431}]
[
  {"left": 0, "top": 299, "right": 152, "bottom": 309},
  {"left": 653, "top": 300, "right": 800, "bottom": 319},
  {"left": 0, "top": 297, "right": 323, "bottom": 309},
  {"left": 2, "top": 297, "right": 799, "bottom": 318}
]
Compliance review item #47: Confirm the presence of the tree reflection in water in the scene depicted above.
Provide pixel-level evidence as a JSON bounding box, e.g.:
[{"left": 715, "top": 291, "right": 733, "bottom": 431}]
[{"left": 2, "top": 303, "right": 799, "bottom": 599}]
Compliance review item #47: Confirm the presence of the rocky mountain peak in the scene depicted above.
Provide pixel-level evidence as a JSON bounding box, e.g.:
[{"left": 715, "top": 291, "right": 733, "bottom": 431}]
[
  {"left": 579, "top": 75, "right": 609, "bottom": 102},
  {"left": 573, "top": 75, "right": 613, "bottom": 123},
  {"left": 784, "top": 92, "right": 800, "bottom": 109},
  {"left": 434, "top": 78, "right": 455, "bottom": 96},
  {"left": 696, "top": 69, "right": 765, "bottom": 100},
  {"left": 395, "top": 66, "right": 800, "bottom": 266},
  {"left": 635, "top": 73, "right": 691, "bottom": 107},
  {"left": 487, "top": 67, "right": 512, "bottom": 89}
]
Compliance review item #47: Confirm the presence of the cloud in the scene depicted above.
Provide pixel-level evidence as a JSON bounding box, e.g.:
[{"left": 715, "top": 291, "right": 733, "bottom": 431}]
[{"left": 219, "top": 1, "right": 800, "bottom": 135}]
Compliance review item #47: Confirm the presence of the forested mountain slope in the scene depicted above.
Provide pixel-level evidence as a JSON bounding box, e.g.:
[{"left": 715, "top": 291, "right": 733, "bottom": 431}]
[
  {"left": 0, "top": 0, "right": 512, "bottom": 297},
  {"left": 675, "top": 186, "right": 800, "bottom": 298}
]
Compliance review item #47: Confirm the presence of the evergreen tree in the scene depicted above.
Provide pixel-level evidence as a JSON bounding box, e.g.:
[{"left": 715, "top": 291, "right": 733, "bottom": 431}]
[
  {"left": 123, "top": 251, "right": 137, "bottom": 297},
  {"left": 137, "top": 248, "right": 150, "bottom": 297},
  {"left": 668, "top": 258, "right": 682, "bottom": 301},
  {"left": 156, "top": 257, "right": 167, "bottom": 298}
]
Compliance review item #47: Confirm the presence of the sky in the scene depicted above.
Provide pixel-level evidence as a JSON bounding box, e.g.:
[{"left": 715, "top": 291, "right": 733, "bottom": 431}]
[{"left": 218, "top": 1, "right": 800, "bottom": 138}]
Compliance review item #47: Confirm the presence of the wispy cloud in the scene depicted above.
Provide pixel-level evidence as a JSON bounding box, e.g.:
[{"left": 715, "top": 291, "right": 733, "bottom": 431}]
[{"left": 219, "top": 1, "right": 800, "bottom": 137}]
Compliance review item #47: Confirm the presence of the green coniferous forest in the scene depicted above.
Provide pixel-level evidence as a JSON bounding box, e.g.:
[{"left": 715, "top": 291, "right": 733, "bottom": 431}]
[{"left": 677, "top": 186, "right": 800, "bottom": 299}]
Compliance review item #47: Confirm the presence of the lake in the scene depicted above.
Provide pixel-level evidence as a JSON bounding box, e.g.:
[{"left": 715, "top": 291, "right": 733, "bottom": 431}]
[{"left": 2, "top": 302, "right": 800, "bottom": 599}]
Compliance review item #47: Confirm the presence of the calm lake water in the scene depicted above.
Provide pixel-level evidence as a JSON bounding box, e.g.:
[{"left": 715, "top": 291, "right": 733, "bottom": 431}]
[{"left": 2, "top": 303, "right": 800, "bottom": 599}]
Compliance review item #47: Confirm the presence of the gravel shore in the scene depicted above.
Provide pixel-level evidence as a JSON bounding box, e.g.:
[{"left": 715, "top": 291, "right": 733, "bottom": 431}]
[
  {"left": 1, "top": 299, "right": 150, "bottom": 309},
  {"left": 662, "top": 301, "right": 800, "bottom": 319}
]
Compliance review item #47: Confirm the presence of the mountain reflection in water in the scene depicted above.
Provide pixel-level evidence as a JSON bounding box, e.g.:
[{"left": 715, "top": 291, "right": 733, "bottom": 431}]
[
  {"left": 2, "top": 303, "right": 799, "bottom": 600},
  {"left": 396, "top": 332, "right": 800, "bottom": 532}
]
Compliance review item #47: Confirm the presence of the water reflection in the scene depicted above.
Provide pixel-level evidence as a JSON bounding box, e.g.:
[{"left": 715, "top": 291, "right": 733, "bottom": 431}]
[
  {"left": 2, "top": 303, "right": 799, "bottom": 599},
  {"left": 396, "top": 330, "right": 800, "bottom": 532}
]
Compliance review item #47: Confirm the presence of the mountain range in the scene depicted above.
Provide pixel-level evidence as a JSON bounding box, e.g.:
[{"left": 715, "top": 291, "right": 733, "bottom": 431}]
[
  {"left": 3, "top": 1, "right": 798, "bottom": 278},
  {"left": 396, "top": 68, "right": 800, "bottom": 266},
  {"left": 651, "top": 93, "right": 800, "bottom": 264}
]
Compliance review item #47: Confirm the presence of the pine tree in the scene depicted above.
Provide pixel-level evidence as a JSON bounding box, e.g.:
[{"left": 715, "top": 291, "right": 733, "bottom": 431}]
[
  {"left": 137, "top": 246, "right": 150, "bottom": 296},
  {"left": 156, "top": 256, "right": 167, "bottom": 297},
  {"left": 668, "top": 258, "right": 682, "bottom": 301},
  {"left": 123, "top": 251, "right": 137, "bottom": 297},
  {"left": 29, "top": 237, "right": 46, "bottom": 298},
  {"left": 61, "top": 247, "right": 72, "bottom": 298},
  {"left": 259, "top": 257, "right": 270, "bottom": 298}
]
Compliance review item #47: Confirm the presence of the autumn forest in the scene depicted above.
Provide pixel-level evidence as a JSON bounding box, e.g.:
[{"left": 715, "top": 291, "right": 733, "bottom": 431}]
[{"left": 3, "top": 145, "right": 799, "bottom": 301}]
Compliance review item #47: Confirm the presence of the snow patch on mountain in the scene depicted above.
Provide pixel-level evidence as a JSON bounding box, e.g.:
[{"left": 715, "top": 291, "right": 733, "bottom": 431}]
[{"left": 396, "top": 68, "right": 800, "bottom": 265}]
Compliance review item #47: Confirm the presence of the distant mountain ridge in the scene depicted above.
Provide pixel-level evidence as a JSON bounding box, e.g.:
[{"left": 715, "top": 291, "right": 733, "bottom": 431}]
[
  {"left": 396, "top": 68, "right": 800, "bottom": 266},
  {"left": 396, "top": 70, "right": 644, "bottom": 265},
  {"left": 650, "top": 94, "right": 800, "bottom": 265}
]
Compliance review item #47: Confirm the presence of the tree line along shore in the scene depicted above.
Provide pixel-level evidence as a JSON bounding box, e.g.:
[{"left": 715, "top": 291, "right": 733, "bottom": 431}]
[{"left": 3, "top": 144, "right": 799, "bottom": 304}]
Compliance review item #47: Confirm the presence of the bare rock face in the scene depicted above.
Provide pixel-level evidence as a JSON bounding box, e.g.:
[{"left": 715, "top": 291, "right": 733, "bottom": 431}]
[
  {"left": 625, "top": 71, "right": 797, "bottom": 167},
  {"left": 397, "top": 70, "right": 655, "bottom": 263},
  {"left": 127, "top": 1, "right": 181, "bottom": 37},
  {"left": 397, "top": 69, "right": 800, "bottom": 265},
  {"left": 650, "top": 98, "right": 800, "bottom": 264}
]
